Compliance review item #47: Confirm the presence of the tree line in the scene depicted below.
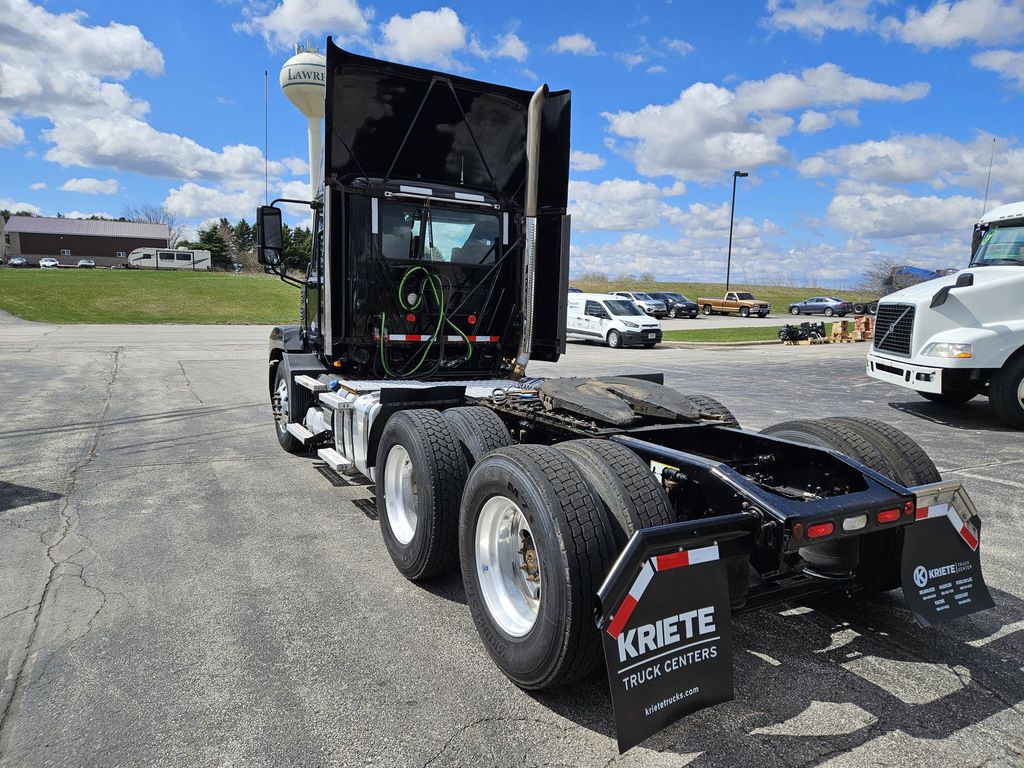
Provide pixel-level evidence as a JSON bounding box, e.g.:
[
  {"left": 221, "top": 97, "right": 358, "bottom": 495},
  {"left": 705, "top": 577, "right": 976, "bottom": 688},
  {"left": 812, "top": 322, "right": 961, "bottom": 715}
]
[{"left": 177, "top": 217, "right": 311, "bottom": 272}]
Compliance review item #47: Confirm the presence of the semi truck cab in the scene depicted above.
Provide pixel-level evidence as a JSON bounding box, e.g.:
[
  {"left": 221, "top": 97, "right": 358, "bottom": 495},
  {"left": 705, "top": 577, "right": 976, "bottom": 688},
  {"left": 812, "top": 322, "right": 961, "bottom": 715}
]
[{"left": 866, "top": 201, "right": 1024, "bottom": 428}]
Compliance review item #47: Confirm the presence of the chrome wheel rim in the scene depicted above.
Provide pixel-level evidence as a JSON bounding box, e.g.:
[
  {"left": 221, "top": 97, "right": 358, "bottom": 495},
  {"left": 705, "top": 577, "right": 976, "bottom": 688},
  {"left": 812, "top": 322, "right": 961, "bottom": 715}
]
[
  {"left": 476, "top": 495, "right": 541, "bottom": 637},
  {"left": 274, "top": 377, "right": 289, "bottom": 434},
  {"left": 1017, "top": 377, "right": 1024, "bottom": 408},
  {"left": 384, "top": 445, "right": 417, "bottom": 545}
]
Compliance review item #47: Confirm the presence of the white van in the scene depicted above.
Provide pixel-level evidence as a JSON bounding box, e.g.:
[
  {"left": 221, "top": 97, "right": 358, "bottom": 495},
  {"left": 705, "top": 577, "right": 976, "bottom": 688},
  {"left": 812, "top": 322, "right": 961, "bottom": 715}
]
[{"left": 566, "top": 292, "right": 663, "bottom": 348}]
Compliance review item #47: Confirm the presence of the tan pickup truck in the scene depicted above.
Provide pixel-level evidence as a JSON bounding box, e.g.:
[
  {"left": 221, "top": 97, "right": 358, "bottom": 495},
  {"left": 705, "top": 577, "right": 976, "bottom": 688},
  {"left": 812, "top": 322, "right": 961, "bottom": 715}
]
[{"left": 697, "top": 291, "right": 772, "bottom": 317}]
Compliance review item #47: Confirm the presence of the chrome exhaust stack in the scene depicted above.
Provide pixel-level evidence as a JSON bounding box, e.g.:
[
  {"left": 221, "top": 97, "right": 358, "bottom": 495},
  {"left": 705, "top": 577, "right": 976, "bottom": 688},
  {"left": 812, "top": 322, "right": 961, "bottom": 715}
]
[{"left": 513, "top": 84, "right": 548, "bottom": 378}]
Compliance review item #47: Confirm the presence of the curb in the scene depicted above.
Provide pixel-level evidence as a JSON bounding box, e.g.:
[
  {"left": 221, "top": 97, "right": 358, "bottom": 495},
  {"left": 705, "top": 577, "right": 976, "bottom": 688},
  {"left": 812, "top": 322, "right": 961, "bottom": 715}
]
[{"left": 659, "top": 339, "right": 781, "bottom": 348}]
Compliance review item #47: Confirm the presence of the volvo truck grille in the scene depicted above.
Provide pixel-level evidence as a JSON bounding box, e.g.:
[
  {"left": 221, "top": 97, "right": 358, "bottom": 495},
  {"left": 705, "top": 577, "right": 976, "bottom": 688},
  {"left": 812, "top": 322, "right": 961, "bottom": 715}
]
[{"left": 873, "top": 304, "right": 915, "bottom": 356}]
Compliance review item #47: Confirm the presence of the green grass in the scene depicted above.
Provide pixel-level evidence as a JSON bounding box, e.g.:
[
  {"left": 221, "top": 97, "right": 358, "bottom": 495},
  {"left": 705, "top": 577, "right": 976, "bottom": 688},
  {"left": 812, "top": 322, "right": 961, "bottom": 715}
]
[
  {"left": 661, "top": 326, "right": 782, "bottom": 343},
  {"left": 573, "top": 279, "right": 867, "bottom": 311},
  {"left": 0, "top": 269, "right": 298, "bottom": 324}
]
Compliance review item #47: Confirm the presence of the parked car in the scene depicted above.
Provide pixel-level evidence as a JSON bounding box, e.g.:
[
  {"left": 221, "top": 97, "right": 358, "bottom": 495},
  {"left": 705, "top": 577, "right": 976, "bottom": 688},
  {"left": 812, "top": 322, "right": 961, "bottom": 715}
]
[
  {"left": 647, "top": 291, "right": 699, "bottom": 319},
  {"left": 566, "top": 292, "right": 662, "bottom": 348},
  {"left": 697, "top": 291, "right": 771, "bottom": 317},
  {"left": 567, "top": 286, "right": 582, "bottom": 293},
  {"left": 77, "top": 258, "right": 96, "bottom": 268},
  {"left": 610, "top": 291, "right": 668, "bottom": 317},
  {"left": 787, "top": 296, "right": 853, "bottom": 317},
  {"left": 7, "top": 256, "right": 28, "bottom": 267},
  {"left": 39, "top": 257, "right": 59, "bottom": 269}
]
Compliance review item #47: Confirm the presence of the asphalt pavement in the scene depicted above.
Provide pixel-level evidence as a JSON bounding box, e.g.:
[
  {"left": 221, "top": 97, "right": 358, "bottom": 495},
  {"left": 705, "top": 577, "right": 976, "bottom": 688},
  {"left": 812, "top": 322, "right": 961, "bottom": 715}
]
[{"left": 1, "top": 319, "right": 1022, "bottom": 767}]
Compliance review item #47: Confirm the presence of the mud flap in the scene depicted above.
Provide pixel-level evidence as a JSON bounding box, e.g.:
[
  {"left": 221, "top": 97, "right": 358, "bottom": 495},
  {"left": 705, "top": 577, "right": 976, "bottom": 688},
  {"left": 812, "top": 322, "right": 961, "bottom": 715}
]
[
  {"left": 902, "top": 481, "right": 994, "bottom": 626},
  {"left": 596, "top": 540, "right": 735, "bottom": 754}
]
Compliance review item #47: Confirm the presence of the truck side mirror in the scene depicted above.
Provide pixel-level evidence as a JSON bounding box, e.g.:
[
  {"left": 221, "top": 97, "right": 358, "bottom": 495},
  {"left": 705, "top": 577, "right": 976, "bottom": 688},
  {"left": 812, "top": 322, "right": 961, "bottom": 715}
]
[
  {"left": 930, "top": 272, "right": 973, "bottom": 308},
  {"left": 257, "top": 205, "right": 283, "bottom": 267}
]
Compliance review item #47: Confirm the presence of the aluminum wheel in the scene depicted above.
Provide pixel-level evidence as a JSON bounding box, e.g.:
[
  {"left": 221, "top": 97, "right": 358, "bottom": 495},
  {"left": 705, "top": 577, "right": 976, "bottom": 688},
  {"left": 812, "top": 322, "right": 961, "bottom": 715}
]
[
  {"left": 1017, "top": 377, "right": 1024, "bottom": 408},
  {"left": 476, "top": 495, "right": 541, "bottom": 637},
  {"left": 274, "top": 376, "right": 289, "bottom": 434},
  {"left": 383, "top": 444, "right": 418, "bottom": 545}
]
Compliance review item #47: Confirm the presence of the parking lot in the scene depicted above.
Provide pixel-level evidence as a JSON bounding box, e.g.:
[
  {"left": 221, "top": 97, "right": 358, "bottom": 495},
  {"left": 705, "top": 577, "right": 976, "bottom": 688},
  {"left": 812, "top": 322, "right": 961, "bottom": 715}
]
[{"left": 1, "top": 315, "right": 1022, "bottom": 767}]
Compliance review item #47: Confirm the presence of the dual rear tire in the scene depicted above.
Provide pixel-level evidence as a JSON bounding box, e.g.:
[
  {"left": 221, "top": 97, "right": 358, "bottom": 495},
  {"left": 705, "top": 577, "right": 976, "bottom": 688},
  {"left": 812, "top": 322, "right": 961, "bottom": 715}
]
[
  {"left": 376, "top": 409, "right": 675, "bottom": 690},
  {"left": 762, "top": 416, "right": 940, "bottom": 592}
]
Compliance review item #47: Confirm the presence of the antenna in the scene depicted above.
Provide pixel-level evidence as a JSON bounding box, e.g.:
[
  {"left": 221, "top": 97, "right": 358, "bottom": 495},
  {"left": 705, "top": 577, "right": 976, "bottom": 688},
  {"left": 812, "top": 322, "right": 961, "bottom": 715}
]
[
  {"left": 264, "top": 70, "right": 269, "bottom": 205},
  {"left": 981, "top": 138, "right": 996, "bottom": 217}
]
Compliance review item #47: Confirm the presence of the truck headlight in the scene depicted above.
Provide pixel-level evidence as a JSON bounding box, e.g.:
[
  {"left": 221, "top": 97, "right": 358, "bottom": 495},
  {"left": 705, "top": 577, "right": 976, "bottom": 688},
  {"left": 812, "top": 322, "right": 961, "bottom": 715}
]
[
  {"left": 922, "top": 342, "right": 973, "bottom": 358},
  {"left": 623, "top": 321, "right": 639, "bottom": 328}
]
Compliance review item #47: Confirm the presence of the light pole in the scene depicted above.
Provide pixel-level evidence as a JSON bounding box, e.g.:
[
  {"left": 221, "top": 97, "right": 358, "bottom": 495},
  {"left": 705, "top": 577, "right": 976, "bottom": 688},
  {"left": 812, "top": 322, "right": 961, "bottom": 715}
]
[{"left": 726, "top": 170, "right": 748, "bottom": 292}]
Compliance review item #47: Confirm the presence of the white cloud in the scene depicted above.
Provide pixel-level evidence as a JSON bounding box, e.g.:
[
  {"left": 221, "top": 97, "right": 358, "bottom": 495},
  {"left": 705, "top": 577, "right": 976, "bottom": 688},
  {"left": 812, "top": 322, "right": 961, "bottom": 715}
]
[
  {"left": 734, "top": 63, "right": 929, "bottom": 111},
  {"left": 469, "top": 31, "right": 529, "bottom": 61},
  {"left": 797, "top": 108, "right": 860, "bottom": 134},
  {"left": 0, "top": 0, "right": 286, "bottom": 188},
  {"left": 568, "top": 178, "right": 687, "bottom": 232},
  {"left": 647, "top": 65, "right": 667, "bottom": 74},
  {"left": 42, "top": 117, "right": 284, "bottom": 182},
  {"left": 765, "top": 0, "right": 1024, "bottom": 48},
  {"left": 30, "top": 182, "right": 46, "bottom": 190},
  {"left": 826, "top": 181, "right": 988, "bottom": 238},
  {"left": 376, "top": 7, "right": 467, "bottom": 69},
  {"left": 762, "top": 0, "right": 882, "bottom": 39},
  {"left": 163, "top": 179, "right": 313, "bottom": 223},
  {"left": 972, "top": 48, "right": 1024, "bottom": 87},
  {"left": 62, "top": 210, "right": 115, "bottom": 220},
  {"left": 662, "top": 38, "right": 695, "bottom": 56},
  {"left": 0, "top": 198, "right": 42, "bottom": 215},
  {"left": 798, "top": 133, "right": 1024, "bottom": 196},
  {"left": 235, "top": 0, "right": 371, "bottom": 50},
  {"left": 884, "top": 0, "right": 1024, "bottom": 49},
  {"left": 60, "top": 177, "right": 119, "bottom": 195},
  {"left": 281, "top": 156, "right": 310, "bottom": 176},
  {"left": 604, "top": 64, "right": 925, "bottom": 181},
  {"left": 551, "top": 33, "right": 598, "bottom": 55},
  {"left": 0, "top": 115, "right": 24, "bottom": 146},
  {"left": 569, "top": 151, "right": 606, "bottom": 171},
  {"left": 616, "top": 52, "right": 644, "bottom": 70}
]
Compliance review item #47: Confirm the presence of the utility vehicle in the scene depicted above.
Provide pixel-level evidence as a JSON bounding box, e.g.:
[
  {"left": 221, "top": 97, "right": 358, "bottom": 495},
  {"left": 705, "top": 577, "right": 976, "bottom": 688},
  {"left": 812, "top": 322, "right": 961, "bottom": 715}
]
[{"left": 257, "top": 41, "right": 992, "bottom": 752}]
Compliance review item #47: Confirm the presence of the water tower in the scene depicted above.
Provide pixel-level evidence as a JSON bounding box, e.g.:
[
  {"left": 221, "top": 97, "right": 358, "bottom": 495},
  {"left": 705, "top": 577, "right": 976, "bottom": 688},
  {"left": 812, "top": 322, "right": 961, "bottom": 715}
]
[{"left": 280, "top": 42, "right": 327, "bottom": 205}]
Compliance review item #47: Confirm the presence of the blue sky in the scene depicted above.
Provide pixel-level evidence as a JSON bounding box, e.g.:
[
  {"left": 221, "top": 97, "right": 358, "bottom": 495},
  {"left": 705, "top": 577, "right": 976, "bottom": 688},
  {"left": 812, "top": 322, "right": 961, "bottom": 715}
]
[{"left": 2, "top": 0, "right": 1023, "bottom": 286}]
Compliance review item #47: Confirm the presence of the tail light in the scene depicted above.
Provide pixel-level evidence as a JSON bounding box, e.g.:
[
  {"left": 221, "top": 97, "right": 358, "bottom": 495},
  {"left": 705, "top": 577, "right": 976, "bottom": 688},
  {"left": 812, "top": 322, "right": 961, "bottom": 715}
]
[
  {"left": 876, "top": 508, "right": 901, "bottom": 524},
  {"left": 903, "top": 500, "right": 915, "bottom": 517},
  {"left": 806, "top": 522, "right": 834, "bottom": 539}
]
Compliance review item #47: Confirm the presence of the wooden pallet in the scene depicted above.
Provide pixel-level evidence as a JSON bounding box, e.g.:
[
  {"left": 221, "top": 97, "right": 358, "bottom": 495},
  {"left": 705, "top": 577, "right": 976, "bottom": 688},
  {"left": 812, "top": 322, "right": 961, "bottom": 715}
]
[{"left": 782, "top": 337, "right": 828, "bottom": 345}]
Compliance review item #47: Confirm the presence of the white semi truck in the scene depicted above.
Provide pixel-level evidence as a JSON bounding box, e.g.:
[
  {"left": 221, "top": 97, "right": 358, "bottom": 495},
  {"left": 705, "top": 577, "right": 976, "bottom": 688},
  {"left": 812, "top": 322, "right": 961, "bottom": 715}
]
[{"left": 867, "top": 201, "right": 1024, "bottom": 428}]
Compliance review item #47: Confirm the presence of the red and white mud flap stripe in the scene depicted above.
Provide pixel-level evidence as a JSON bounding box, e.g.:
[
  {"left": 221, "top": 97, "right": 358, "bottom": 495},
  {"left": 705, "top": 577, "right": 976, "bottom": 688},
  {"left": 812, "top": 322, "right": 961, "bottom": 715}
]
[
  {"left": 916, "top": 502, "right": 979, "bottom": 550},
  {"left": 385, "top": 334, "right": 500, "bottom": 342},
  {"left": 605, "top": 543, "right": 720, "bottom": 638}
]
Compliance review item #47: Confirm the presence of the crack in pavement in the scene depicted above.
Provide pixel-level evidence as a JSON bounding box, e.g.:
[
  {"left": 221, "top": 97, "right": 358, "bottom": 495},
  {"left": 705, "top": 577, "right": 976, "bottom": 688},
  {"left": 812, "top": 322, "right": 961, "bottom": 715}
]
[
  {"left": 0, "top": 347, "right": 122, "bottom": 756},
  {"left": 177, "top": 360, "right": 203, "bottom": 403},
  {"left": 420, "top": 716, "right": 568, "bottom": 767}
]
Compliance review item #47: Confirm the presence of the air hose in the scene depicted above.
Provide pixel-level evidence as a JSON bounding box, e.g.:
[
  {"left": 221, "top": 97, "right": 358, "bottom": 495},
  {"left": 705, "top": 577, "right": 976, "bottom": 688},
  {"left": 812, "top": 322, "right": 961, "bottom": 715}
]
[{"left": 379, "top": 265, "right": 472, "bottom": 378}]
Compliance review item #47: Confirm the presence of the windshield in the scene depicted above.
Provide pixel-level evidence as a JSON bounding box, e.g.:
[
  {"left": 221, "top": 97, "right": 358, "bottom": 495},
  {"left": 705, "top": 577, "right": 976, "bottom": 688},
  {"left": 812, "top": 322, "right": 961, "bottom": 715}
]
[
  {"left": 381, "top": 202, "right": 499, "bottom": 264},
  {"left": 632, "top": 292, "right": 654, "bottom": 301},
  {"left": 735, "top": 292, "right": 755, "bottom": 300},
  {"left": 971, "top": 225, "right": 1024, "bottom": 267},
  {"left": 605, "top": 300, "right": 644, "bottom": 316}
]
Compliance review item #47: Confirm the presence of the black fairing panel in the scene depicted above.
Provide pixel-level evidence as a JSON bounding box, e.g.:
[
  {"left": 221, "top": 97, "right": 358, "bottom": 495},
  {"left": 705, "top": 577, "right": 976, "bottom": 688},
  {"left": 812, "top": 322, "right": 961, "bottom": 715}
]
[{"left": 325, "top": 40, "right": 570, "bottom": 212}]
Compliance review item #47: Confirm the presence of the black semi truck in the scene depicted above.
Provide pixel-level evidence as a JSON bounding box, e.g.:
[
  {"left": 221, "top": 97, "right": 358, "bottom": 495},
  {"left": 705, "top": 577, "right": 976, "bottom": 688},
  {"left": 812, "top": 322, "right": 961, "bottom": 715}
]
[{"left": 256, "top": 41, "right": 993, "bottom": 752}]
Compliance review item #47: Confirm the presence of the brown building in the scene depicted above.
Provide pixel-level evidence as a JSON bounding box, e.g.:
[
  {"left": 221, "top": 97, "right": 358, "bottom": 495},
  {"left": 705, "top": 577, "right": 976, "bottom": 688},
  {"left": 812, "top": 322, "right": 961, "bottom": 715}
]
[{"left": 4, "top": 216, "right": 170, "bottom": 267}]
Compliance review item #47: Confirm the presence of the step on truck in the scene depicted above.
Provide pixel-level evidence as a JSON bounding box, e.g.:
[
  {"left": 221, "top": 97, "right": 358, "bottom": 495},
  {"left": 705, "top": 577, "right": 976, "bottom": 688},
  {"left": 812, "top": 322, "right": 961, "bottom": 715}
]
[
  {"left": 867, "top": 201, "right": 1024, "bottom": 428},
  {"left": 257, "top": 41, "right": 993, "bottom": 754}
]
